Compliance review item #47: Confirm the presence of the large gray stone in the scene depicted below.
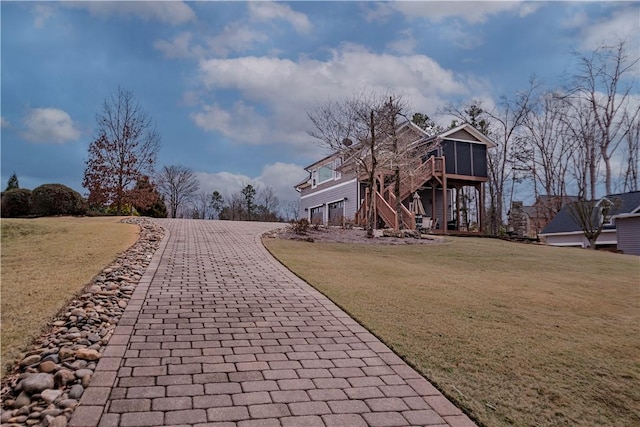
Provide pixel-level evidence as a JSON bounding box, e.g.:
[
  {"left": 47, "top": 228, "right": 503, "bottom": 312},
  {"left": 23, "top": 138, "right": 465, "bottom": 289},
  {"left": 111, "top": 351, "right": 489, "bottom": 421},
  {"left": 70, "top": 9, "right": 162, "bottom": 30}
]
[{"left": 20, "top": 373, "right": 54, "bottom": 394}]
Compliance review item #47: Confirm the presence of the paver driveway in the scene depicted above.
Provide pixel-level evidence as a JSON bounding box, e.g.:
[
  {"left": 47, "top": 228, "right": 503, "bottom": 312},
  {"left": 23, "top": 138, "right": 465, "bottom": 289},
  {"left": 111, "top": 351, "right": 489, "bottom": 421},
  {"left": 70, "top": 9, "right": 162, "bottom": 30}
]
[{"left": 70, "top": 219, "right": 475, "bottom": 427}]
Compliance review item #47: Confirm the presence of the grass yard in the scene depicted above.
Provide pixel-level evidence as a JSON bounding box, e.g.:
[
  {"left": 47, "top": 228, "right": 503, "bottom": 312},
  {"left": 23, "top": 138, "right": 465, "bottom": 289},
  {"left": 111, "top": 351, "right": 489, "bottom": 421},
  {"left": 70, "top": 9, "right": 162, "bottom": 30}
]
[
  {"left": 264, "top": 236, "right": 640, "bottom": 427},
  {"left": 1, "top": 216, "right": 139, "bottom": 377}
]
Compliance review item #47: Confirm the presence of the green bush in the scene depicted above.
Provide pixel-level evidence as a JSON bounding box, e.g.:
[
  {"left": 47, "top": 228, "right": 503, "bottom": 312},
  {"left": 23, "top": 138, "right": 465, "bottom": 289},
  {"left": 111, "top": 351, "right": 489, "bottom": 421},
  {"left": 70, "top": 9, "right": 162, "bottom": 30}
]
[
  {"left": 31, "top": 184, "right": 86, "bottom": 216},
  {"left": 1, "top": 188, "right": 33, "bottom": 217}
]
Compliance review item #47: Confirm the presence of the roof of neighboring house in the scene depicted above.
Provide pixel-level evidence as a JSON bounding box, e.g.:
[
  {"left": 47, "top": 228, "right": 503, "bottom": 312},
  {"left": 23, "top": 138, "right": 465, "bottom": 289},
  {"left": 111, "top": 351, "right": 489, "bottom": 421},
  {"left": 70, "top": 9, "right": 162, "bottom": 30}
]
[
  {"left": 540, "top": 191, "right": 640, "bottom": 235},
  {"left": 520, "top": 195, "right": 578, "bottom": 218}
]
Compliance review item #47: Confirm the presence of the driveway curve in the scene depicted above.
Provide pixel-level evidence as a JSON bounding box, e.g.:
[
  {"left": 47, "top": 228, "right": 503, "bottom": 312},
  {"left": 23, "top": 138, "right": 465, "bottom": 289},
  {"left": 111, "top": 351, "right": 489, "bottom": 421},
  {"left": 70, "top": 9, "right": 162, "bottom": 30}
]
[{"left": 70, "top": 219, "right": 475, "bottom": 427}]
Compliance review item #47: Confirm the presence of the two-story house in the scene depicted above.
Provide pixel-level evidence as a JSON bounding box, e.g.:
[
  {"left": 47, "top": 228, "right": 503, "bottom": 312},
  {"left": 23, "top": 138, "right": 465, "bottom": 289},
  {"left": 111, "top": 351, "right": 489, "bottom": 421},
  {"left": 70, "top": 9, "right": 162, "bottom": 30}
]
[{"left": 295, "top": 122, "right": 496, "bottom": 234}]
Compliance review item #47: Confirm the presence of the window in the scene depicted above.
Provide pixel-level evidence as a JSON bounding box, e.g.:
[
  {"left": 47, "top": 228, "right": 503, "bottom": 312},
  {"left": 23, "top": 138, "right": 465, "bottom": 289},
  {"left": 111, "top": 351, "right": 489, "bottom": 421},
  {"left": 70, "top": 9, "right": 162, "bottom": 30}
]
[
  {"left": 312, "top": 157, "right": 342, "bottom": 188},
  {"left": 318, "top": 165, "right": 333, "bottom": 183},
  {"left": 334, "top": 157, "right": 342, "bottom": 180}
]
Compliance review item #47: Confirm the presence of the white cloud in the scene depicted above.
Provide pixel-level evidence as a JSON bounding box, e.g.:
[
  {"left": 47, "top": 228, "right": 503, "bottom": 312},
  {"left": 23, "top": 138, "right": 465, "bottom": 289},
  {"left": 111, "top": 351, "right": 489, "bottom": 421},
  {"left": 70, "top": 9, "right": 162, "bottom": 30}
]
[
  {"left": 155, "top": 24, "right": 267, "bottom": 59},
  {"left": 438, "top": 22, "right": 485, "bottom": 50},
  {"left": 205, "top": 23, "right": 268, "bottom": 57},
  {"left": 366, "top": 1, "right": 536, "bottom": 24},
  {"left": 22, "top": 108, "right": 81, "bottom": 144},
  {"left": 196, "top": 162, "right": 306, "bottom": 205},
  {"left": 248, "top": 2, "right": 312, "bottom": 34},
  {"left": 575, "top": 6, "right": 640, "bottom": 52},
  {"left": 193, "top": 45, "right": 477, "bottom": 151},
  {"left": 387, "top": 29, "right": 417, "bottom": 54},
  {"left": 65, "top": 1, "right": 196, "bottom": 26},
  {"left": 32, "top": 4, "right": 55, "bottom": 28},
  {"left": 190, "top": 101, "right": 270, "bottom": 144},
  {"left": 1, "top": 116, "right": 10, "bottom": 128},
  {"left": 154, "top": 32, "right": 203, "bottom": 59},
  {"left": 259, "top": 162, "right": 308, "bottom": 201}
]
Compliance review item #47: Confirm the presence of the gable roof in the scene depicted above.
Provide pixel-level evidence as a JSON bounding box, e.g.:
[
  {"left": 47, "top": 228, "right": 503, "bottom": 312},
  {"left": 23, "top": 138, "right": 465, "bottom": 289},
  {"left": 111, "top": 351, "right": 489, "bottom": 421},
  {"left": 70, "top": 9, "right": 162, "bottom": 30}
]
[
  {"left": 433, "top": 123, "right": 497, "bottom": 148},
  {"left": 540, "top": 191, "right": 640, "bottom": 235}
]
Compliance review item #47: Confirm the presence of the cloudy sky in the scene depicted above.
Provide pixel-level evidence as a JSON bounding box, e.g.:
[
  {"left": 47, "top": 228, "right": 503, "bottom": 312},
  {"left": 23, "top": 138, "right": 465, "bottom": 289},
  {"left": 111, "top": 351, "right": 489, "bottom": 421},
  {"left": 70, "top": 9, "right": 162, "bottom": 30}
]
[{"left": 1, "top": 1, "right": 638, "bottom": 205}]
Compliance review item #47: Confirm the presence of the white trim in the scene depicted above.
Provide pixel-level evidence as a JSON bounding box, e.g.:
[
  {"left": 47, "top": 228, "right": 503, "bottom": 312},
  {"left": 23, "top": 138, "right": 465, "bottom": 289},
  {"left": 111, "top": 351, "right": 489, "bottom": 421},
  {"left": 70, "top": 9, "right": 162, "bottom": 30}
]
[
  {"left": 539, "top": 229, "right": 617, "bottom": 238},
  {"left": 539, "top": 230, "right": 590, "bottom": 237},
  {"left": 300, "top": 178, "right": 358, "bottom": 199},
  {"left": 611, "top": 212, "right": 640, "bottom": 220}
]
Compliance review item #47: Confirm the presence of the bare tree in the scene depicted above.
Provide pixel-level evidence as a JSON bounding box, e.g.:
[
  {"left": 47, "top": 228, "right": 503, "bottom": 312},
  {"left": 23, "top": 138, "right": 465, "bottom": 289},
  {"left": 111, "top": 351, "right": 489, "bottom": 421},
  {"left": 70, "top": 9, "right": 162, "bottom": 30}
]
[
  {"left": 257, "top": 185, "right": 280, "bottom": 221},
  {"left": 567, "top": 197, "right": 616, "bottom": 250},
  {"left": 193, "top": 191, "right": 210, "bottom": 219},
  {"left": 559, "top": 98, "right": 601, "bottom": 200},
  {"left": 308, "top": 91, "right": 407, "bottom": 237},
  {"left": 619, "top": 113, "right": 639, "bottom": 192},
  {"left": 220, "top": 192, "right": 244, "bottom": 220},
  {"left": 157, "top": 165, "right": 200, "bottom": 218},
  {"left": 376, "top": 96, "right": 413, "bottom": 229},
  {"left": 517, "top": 90, "right": 576, "bottom": 224},
  {"left": 283, "top": 199, "right": 301, "bottom": 221},
  {"left": 569, "top": 39, "right": 640, "bottom": 195},
  {"left": 83, "top": 87, "right": 160, "bottom": 214}
]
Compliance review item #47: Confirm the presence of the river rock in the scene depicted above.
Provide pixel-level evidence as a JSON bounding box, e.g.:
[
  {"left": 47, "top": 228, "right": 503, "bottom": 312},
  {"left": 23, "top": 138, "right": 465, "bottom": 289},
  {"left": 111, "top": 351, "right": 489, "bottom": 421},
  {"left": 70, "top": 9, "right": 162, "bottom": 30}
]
[
  {"left": 9, "top": 415, "right": 29, "bottom": 423},
  {"left": 57, "top": 348, "right": 75, "bottom": 360},
  {"left": 20, "top": 354, "right": 41, "bottom": 367},
  {"left": 75, "top": 349, "right": 100, "bottom": 361},
  {"left": 53, "top": 370, "right": 75, "bottom": 387},
  {"left": 68, "top": 384, "right": 84, "bottom": 399},
  {"left": 41, "top": 407, "right": 62, "bottom": 417},
  {"left": 41, "top": 389, "right": 62, "bottom": 404},
  {"left": 57, "top": 399, "right": 78, "bottom": 409},
  {"left": 13, "top": 392, "right": 31, "bottom": 409},
  {"left": 87, "top": 285, "right": 102, "bottom": 294},
  {"left": 20, "top": 373, "right": 54, "bottom": 394},
  {"left": 42, "top": 354, "right": 60, "bottom": 364},
  {"left": 39, "top": 361, "right": 59, "bottom": 373},
  {"left": 74, "top": 369, "right": 92, "bottom": 379}
]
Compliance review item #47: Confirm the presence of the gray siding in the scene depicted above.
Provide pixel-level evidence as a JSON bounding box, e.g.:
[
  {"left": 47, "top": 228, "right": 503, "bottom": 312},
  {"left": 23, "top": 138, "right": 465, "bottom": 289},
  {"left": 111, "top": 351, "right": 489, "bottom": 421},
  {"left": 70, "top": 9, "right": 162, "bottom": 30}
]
[
  {"left": 616, "top": 216, "right": 640, "bottom": 255},
  {"left": 299, "top": 178, "right": 358, "bottom": 224}
]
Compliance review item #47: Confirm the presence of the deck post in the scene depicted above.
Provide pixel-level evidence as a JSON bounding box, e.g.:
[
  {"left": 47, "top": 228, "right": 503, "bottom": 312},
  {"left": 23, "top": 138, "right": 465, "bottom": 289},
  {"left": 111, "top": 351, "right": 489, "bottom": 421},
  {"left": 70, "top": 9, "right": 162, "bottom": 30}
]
[
  {"left": 479, "top": 183, "right": 485, "bottom": 234},
  {"left": 442, "top": 158, "right": 448, "bottom": 235}
]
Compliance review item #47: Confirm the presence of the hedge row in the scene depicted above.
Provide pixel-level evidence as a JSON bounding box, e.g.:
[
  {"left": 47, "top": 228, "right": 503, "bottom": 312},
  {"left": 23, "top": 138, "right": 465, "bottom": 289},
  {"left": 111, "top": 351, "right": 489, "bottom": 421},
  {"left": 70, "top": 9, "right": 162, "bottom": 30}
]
[{"left": 1, "top": 184, "right": 87, "bottom": 218}]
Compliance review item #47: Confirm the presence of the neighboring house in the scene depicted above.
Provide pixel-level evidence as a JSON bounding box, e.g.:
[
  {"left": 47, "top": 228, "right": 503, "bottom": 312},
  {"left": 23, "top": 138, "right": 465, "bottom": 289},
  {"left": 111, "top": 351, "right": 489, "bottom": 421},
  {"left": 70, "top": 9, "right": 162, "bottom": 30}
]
[
  {"left": 295, "top": 122, "right": 496, "bottom": 233},
  {"left": 508, "top": 195, "right": 578, "bottom": 238},
  {"left": 539, "top": 191, "right": 640, "bottom": 254}
]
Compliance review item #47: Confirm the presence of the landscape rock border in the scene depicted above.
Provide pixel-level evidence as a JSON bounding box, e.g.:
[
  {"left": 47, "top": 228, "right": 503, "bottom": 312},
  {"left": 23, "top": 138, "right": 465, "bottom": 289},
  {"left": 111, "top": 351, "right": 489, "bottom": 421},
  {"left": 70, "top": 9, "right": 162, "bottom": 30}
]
[{"left": 1, "top": 218, "right": 164, "bottom": 427}]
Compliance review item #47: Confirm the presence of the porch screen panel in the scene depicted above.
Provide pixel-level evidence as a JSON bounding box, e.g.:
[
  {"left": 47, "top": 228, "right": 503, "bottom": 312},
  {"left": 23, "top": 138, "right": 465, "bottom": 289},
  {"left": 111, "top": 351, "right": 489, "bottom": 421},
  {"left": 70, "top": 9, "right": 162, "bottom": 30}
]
[
  {"left": 442, "top": 141, "right": 456, "bottom": 174},
  {"left": 472, "top": 144, "right": 487, "bottom": 177},
  {"left": 456, "top": 141, "right": 472, "bottom": 176}
]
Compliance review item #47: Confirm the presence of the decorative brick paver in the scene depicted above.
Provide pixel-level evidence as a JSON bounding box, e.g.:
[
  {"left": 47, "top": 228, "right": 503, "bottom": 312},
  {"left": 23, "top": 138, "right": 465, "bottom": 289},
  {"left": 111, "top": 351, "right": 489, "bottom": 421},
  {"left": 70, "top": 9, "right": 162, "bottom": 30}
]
[{"left": 70, "top": 219, "right": 476, "bottom": 426}]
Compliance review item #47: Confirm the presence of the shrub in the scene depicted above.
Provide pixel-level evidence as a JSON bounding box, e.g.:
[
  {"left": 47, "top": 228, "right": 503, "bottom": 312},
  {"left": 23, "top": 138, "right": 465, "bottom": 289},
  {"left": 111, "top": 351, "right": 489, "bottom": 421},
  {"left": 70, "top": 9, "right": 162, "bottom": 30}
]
[
  {"left": 290, "top": 218, "right": 310, "bottom": 235},
  {"left": 31, "top": 184, "right": 86, "bottom": 216},
  {"left": 1, "top": 188, "right": 33, "bottom": 217}
]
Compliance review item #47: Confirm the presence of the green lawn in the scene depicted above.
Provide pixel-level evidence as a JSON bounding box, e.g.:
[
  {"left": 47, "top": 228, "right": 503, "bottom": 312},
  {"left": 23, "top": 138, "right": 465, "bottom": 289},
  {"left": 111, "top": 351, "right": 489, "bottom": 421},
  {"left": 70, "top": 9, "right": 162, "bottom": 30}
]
[{"left": 264, "top": 236, "right": 640, "bottom": 427}]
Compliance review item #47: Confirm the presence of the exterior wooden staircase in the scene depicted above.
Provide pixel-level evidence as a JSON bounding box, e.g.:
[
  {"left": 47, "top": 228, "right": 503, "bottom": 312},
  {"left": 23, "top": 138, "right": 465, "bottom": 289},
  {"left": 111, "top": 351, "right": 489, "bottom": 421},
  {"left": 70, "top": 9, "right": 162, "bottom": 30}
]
[{"left": 356, "top": 157, "right": 444, "bottom": 230}]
